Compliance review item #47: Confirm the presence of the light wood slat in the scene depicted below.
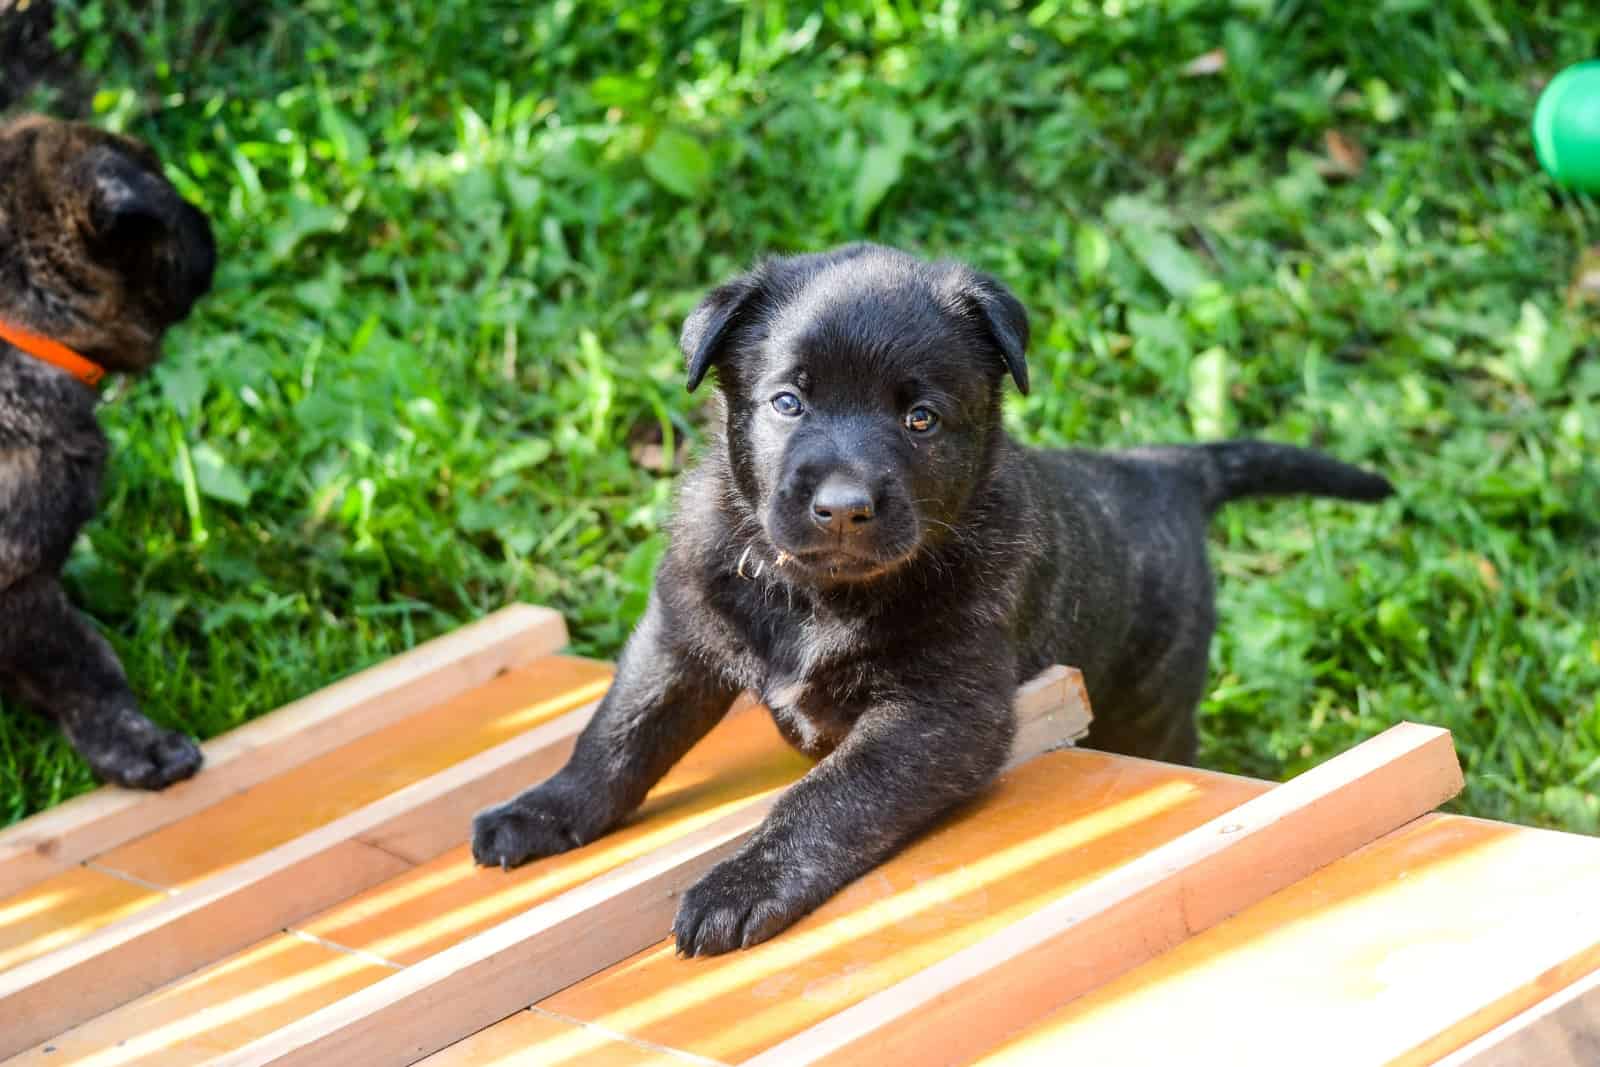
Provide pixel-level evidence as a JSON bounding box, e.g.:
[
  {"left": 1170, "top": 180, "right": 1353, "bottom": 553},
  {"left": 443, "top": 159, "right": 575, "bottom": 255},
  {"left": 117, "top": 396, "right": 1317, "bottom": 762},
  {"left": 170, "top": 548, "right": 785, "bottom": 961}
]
[
  {"left": 0, "top": 845, "right": 410, "bottom": 1060},
  {"left": 0, "top": 686, "right": 608, "bottom": 1059},
  {"left": 93, "top": 657, "right": 613, "bottom": 888},
  {"left": 2, "top": 698, "right": 807, "bottom": 1063},
  {"left": 0, "top": 656, "right": 610, "bottom": 985},
  {"left": 296, "top": 702, "right": 807, "bottom": 967},
  {"left": 980, "top": 814, "right": 1600, "bottom": 1067},
  {"left": 742, "top": 721, "right": 1463, "bottom": 1067},
  {"left": 422, "top": 1007, "right": 713, "bottom": 1067},
  {"left": 534, "top": 751, "right": 1265, "bottom": 1062},
  {"left": 0, "top": 866, "right": 163, "bottom": 975},
  {"left": 2, "top": 933, "right": 397, "bottom": 1066},
  {"left": 208, "top": 666, "right": 1089, "bottom": 1067},
  {"left": 1433, "top": 954, "right": 1600, "bottom": 1067},
  {"left": 0, "top": 604, "right": 567, "bottom": 900}
]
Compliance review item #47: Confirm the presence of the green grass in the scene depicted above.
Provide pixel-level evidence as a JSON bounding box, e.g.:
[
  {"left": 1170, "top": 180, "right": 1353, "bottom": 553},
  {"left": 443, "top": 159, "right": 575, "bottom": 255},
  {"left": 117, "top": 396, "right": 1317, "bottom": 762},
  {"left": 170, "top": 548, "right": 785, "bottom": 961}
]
[{"left": 1, "top": 0, "right": 1596, "bottom": 831}]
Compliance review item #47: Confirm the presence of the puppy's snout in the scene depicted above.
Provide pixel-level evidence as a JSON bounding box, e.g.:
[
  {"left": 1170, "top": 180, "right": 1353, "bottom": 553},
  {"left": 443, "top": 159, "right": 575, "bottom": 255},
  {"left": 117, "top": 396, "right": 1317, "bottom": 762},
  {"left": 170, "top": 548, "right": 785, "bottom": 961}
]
[{"left": 811, "top": 476, "right": 875, "bottom": 532}]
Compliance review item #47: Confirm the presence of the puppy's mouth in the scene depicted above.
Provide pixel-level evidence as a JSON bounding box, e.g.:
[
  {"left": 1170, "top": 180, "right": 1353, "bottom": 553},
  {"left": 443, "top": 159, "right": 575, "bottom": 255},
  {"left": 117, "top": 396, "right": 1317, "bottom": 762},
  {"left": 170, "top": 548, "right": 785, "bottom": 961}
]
[
  {"left": 761, "top": 493, "right": 922, "bottom": 584},
  {"left": 773, "top": 543, "right": 918, "bottom": 583},
  {"left": 790, "top": 550, "right": 884, "bottom": 579}
]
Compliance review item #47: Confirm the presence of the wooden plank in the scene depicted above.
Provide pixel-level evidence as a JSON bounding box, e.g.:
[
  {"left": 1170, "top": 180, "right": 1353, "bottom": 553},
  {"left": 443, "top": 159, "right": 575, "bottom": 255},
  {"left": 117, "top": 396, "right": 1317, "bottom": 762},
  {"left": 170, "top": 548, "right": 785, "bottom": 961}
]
[
  {"left": 1433, "top": 949, "right": 1600, "bottom": 1067},
  {"left": 0, "top": 659, "right": 604, "bottom": 1004},
  {"left": 3, "top": 697, "right": 811, "bottom": 1063},
  {"left": 0, "top": 604, "right": 566, "bottom": 899},
  {"left": 0, "top": 680, "right": 609, "bottom": 1059},
  {"left": 3, "top": 933, "right": 396, "bottom": 1066},
  {"left": 94, "top": 657, "right": 613, "bottom": 886},
  {"left": 1010, "top": 666, "right": 1091, "bottom": 764},
  {"left": 298, "top": 703, "right": 810, "bottom": 965},
  {"left": 534, "top": 751, "right": 1266, "bottom": 1063},
  {"left": 0, "top": 843, "right": 409, "bottom": 1060},
  {"left": 210, "top": 666, "right": 1089, "bottom": 1067},
  {"left": 0, "top": 657, "right": 610, "bottom": 986},
  {"left": 422, "top": 1008, "right": 700, "bottom": 1066},
  {"left": 980, "top": 814, "right": 1600, "bottom": 1067},
  {"left": 742, "top": 721, "right": 1464, "bottom": 1067},
  {"left": 0, "top": 866, "right": 162, "bottom": 975}
]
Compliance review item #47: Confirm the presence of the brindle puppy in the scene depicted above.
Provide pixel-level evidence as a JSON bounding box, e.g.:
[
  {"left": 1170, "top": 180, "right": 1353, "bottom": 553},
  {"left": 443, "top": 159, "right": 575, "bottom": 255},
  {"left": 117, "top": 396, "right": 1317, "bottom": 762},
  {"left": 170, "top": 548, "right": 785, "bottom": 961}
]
[
  {"left": 0, "top": 114, "right": 215, "bottom": 788},
  {"left": 473, "top": 243, "right": 1392, "bottom": 955}
]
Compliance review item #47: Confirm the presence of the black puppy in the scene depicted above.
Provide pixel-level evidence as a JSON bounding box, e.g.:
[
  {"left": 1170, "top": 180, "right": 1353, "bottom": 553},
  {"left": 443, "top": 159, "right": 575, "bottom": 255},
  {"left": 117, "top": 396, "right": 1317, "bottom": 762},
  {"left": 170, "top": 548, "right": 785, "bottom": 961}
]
[
  {"left": 0, "top": 114, "right": 215, "bottom": 788},
  {"left": 474, "top": 243, "right": 1391, "bottom": 955}
]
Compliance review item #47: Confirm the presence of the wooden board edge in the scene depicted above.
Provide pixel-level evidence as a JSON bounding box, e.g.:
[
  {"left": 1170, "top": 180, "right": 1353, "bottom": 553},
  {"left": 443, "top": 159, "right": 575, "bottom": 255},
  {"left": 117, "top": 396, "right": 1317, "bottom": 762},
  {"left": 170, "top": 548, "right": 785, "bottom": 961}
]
[
  {"left": 1432, "top": 960, "right": 1600, "bottom": 1067},
  {"left": 0, "top": 603, "right": 567, "bottom": 899},
  {"left": 0, "top": 694, "right": 600, "bottom": 1060},
  {"left": 742, "top": 721, "right": 1464, "bottom": 1067},
  {"left": 209, "top": 665, "right": 1086, "bottom": 1067},
  {"left": 1008, "top": 666, "right": 1090, "bottom": 771}
]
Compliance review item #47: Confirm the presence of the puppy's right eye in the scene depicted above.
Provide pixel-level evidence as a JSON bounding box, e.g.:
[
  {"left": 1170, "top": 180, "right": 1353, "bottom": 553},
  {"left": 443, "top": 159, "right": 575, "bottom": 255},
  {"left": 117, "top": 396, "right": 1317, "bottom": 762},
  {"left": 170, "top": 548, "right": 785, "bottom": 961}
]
[{"left": 771, "top": 392, "right": 804, "bottom": 417}]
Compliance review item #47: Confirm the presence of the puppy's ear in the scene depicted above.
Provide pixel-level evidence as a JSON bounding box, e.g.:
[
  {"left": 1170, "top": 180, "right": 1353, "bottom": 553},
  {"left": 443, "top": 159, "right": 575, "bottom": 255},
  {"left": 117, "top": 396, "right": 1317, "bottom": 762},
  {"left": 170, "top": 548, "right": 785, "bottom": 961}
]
[
  {"left": 681, "top": 272, "right": 764, "bottom": 393},
  {"left": 957, "top": 270, "right": 1031, "bottom": 395},
  {"left": 86, "top": 154, "right": 174, "bottom": 241},
  {"left": 86, "top": 149, "right": 217, "bottom": 320}
]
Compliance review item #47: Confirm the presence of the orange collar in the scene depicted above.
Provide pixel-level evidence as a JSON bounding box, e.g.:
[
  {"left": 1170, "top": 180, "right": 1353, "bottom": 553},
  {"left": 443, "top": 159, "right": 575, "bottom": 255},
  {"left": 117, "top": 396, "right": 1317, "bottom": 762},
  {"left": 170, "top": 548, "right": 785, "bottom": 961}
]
[{"left": 0, "top": 318, "right": 106, "bottom": 389}]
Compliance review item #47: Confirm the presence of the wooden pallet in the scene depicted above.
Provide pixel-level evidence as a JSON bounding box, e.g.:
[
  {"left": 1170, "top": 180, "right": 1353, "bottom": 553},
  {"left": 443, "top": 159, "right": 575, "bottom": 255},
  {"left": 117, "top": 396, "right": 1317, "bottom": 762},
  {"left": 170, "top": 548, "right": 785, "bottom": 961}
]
[{"left": 1, "top": 603, "right": 1597, "bottom": 1065}]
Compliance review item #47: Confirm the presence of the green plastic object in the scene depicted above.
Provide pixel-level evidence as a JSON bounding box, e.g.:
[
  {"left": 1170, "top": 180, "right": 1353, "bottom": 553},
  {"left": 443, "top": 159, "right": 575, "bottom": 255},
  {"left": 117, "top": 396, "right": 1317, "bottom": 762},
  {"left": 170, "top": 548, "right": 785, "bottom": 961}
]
[{"left": 1534, "top": 60, "right": 1600, "bottom": 193}]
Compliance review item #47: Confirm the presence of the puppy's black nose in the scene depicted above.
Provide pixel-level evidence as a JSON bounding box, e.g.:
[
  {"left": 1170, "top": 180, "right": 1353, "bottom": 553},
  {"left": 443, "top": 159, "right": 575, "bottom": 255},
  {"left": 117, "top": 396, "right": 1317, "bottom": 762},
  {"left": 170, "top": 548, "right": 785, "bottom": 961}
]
[{"left": 812, "top": 476, "right": 875, "bottom": 530}]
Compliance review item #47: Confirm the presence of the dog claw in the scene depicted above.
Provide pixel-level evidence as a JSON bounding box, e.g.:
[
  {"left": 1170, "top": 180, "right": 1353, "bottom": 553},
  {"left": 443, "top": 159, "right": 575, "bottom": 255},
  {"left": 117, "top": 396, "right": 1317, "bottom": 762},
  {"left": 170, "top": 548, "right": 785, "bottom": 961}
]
[
  {"left": 471, "top": 781, "right": 594, "bottom": 871},
  {"left": 672, "top": 850, "right": 813, "bottom": 956}
]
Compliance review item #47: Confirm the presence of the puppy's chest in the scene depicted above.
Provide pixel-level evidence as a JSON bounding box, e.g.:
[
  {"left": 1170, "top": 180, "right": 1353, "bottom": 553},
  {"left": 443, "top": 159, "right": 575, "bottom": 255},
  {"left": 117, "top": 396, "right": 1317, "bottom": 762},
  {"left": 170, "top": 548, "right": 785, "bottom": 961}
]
[
  {"left": 704, "top": 576, "right": 881, "bottom": 756},
  {"left": 750, "top": 619, "right": 875, "bottom": 759}
]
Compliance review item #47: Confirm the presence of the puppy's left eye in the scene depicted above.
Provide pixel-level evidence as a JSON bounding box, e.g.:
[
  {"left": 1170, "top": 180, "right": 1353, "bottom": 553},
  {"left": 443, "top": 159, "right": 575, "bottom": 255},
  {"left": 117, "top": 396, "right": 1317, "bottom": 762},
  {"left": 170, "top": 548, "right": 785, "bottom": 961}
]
[
  {"left": 904, "top": 406, "right": 939, "bottom": 434},
  {"left": 772, "top": 392, "right": 804, "bottom": 417}
]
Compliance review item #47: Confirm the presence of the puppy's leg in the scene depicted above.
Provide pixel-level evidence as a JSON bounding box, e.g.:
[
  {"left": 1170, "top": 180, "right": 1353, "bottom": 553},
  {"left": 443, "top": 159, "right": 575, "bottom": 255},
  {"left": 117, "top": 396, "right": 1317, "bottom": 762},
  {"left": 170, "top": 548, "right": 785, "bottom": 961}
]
[
  {"left": 472, "top": 600, "right": 739, "bottom": 869},
  {"left": 0, "top": 576, "right": 202, "bottom": 789},
  {"left": 1086, "top": 690, "right": 1200, "bottom": 765},
  {"left": 673, "top": 680, "right": 1015, "bottom": 956},
  {"left": 1086, "top": 634, "right": 1210, "bottom": 765}
]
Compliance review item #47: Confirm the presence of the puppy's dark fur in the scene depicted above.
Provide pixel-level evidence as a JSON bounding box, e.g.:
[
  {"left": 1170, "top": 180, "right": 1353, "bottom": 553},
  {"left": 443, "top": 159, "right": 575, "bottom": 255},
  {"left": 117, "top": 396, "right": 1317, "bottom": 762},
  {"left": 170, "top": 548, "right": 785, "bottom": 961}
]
[
  {"left": 474, "top": 244, "right": 1392, "bottom": 954},
  {"left": 0, "top": 114, "right": 215, "bottom": 788}
]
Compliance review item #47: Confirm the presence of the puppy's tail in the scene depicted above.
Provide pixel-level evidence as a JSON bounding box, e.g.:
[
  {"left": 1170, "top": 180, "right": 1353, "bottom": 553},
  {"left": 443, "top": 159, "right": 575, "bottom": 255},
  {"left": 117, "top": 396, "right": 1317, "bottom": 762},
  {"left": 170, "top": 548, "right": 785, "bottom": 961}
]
[{"left": 1192, "top": 440, "right": 1393, "bottom": 513}]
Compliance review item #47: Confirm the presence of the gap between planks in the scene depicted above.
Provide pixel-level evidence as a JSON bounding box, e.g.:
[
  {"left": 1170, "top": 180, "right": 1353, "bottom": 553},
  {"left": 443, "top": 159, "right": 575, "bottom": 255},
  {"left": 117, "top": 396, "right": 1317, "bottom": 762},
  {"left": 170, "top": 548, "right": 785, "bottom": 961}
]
[
  {"left": 205, "top": 665, "right": 1091, "bottom": 1067},
  {"left": 0, "top": 604, "right": 568, "bottom": 901},
  {"left": 743, "top": 721, "right": 1465, "bottom": 1067}
]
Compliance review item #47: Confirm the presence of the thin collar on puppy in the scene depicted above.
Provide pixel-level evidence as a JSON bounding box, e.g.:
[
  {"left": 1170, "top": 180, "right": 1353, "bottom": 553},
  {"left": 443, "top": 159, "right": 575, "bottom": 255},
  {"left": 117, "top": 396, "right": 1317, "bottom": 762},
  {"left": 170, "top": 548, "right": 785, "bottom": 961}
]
[
  {"left": 736, "top": 545, "right": 765, "bottom": 581},
  {"left": 0, "top": 318, "right": 107, "bottom": 389},
  {"left": 736, "top": 545, "right": 795, "bottom": 581}
]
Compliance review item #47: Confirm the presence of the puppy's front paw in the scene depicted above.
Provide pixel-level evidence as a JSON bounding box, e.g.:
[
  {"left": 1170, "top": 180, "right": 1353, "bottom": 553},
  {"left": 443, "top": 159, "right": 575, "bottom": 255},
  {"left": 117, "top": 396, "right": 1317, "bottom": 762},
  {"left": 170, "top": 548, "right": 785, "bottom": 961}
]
[
  {"left": 75, "top": 710, "right": 203, "bottom": 790},
  {"left": 472, "top": 779, "right": 593, "bottom": 870},
  {"left": 673, "top": 849, "right": 813, "bottom": 956}
]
